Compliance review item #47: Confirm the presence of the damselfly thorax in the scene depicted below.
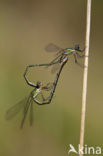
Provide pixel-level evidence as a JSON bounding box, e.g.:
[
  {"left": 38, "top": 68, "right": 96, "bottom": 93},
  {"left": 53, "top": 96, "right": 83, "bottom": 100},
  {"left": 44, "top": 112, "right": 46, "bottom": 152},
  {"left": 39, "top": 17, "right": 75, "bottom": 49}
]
[
  {"left": 64, "top": 48, "right": 75, "bottom": 55},
  {"left": 31, "top": 88, "right": 41, "bottom": 99},
  {"left": 31, "top": 81, "right": 42, "bottom": 99},
  {"left": 59, "top": 48, "right": 75, "bottom": 62}
]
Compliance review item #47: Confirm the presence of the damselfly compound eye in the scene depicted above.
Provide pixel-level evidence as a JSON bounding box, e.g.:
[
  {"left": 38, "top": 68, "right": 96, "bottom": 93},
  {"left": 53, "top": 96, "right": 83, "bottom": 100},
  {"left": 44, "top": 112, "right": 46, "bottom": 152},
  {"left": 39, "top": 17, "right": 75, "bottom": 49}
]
[
  {"left": 37, "top": 81, "right": 42, "bottom": 86},
  {"left": 75, "top": 45, "right": 80, "bottom": 51}
]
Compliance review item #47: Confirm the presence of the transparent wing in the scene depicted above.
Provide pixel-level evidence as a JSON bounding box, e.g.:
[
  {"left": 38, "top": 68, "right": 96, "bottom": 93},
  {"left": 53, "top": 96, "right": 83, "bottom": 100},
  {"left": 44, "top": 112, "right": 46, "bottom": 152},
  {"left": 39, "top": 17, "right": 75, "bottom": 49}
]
[
  {"left": 45, "top": 43, "right": 64, "bottom": 73},
  {"left": 49, "top": 53, "right": 62, "bottom": 64},
  {"left": 51, "top": 63, "right": 61, "bottom": 74},
  {"left": 46, "top": 54, "right": 62, "bottom": 74},
  {"left": 29, "top": 100, "right": 34, "bottom": 126},
  {"left": 5, "top": 98, "right": 28, "bottom": 120},
  {"left": 45, "top": 43, "right": 62, "bottom": 52},
  {"left": 20, "top": 96, "right": 32, "bottom": 129}
]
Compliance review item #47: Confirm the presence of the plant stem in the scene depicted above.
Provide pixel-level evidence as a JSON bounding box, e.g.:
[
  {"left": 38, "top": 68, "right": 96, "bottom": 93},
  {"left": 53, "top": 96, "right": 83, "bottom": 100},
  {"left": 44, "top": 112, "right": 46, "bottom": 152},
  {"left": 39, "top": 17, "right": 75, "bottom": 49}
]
[{"left": 79, "top": 0, "right": 92, "bottom": 156}]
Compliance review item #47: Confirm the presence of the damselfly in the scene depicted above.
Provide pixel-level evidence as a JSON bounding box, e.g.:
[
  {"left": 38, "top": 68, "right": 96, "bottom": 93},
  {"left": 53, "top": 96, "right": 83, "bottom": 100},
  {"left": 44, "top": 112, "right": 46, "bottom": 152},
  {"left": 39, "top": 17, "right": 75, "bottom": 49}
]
[
  {"left": 6, "top": 58, "right": 68, "bottom": 128},
  {"left": 45, "top": 43, "right": 85, "bottom": 72}
]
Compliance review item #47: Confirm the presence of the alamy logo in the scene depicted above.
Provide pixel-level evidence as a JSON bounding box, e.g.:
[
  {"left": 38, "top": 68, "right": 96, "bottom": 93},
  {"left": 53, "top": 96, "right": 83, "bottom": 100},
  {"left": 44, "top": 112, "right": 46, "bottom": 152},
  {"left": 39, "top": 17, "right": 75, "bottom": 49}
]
[{"left": 68, "top": 144, "right": 102, "bottom": 155}]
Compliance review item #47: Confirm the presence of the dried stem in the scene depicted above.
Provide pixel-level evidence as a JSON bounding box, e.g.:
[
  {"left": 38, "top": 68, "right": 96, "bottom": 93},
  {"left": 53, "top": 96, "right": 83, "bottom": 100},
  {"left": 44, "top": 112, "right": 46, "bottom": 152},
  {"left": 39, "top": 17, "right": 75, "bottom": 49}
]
[{"left": 79, "top": 0, "right": 92, "bottom": 156}]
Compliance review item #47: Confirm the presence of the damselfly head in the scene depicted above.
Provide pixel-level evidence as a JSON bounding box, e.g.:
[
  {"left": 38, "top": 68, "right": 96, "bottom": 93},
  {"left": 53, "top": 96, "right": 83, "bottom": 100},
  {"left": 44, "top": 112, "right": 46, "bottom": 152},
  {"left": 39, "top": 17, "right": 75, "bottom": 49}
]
[
  {"left": 74, "top": 44, "right": 80, "bottom": 51},
  {"left": 37, "top": 81, "right": 42, "bottom": 87}
]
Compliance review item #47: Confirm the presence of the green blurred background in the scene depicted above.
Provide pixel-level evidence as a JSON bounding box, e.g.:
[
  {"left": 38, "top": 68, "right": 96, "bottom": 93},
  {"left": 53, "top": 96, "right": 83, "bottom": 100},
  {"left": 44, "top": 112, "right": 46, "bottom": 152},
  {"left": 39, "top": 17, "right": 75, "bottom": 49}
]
[{"left": 0, "top": 0, "right": 103, "bottom": 156}]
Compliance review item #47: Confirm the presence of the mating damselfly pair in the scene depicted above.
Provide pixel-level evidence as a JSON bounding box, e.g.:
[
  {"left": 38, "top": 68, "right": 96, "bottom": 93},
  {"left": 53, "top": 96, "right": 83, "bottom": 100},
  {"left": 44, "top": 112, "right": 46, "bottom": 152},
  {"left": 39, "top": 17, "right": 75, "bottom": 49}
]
[{"left": 6, "top": 44, "right": 84, "bottom": 128}]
